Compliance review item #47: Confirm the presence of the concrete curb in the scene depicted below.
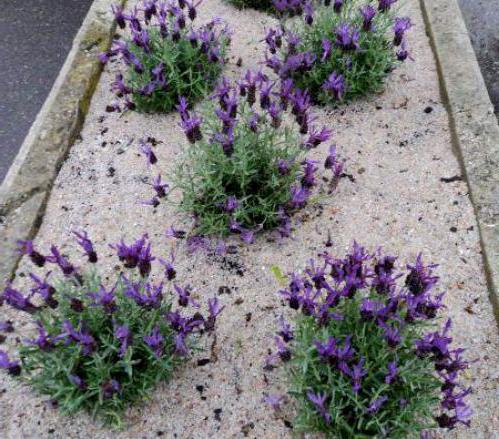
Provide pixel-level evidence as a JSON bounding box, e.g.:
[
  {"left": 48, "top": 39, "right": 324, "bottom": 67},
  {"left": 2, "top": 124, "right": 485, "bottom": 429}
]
[
  {"left": 0, "top": 0, "right": 124, "bottom": 289},
  {"left": 421, "top": 0, "right": 499, "bottom": 323}
]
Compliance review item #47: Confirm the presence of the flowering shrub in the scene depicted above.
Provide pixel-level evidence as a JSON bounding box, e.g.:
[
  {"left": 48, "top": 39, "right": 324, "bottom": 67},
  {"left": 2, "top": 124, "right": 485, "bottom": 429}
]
[
  {"left": 168, "top": 71, "right": 343, "bottom": 241},
  {"left": 100, "top": 1, "right": 230, "bottom": 113},
  {"left": 265, "top": 0, "right": 412, "bottom": 105},
  {"left": 267, "top": 243, "right": 472, "bottom": 437},
  {"left": 0, "top": 234, "right": 223, "bottom": 427}
]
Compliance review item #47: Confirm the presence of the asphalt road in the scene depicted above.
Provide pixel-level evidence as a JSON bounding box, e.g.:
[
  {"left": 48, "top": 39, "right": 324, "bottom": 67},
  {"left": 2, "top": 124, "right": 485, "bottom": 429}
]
[
  {"left": 458, "top": 0, "right": 499, "bottom": 115},
  {"left": 0, "top": 0, "right": 93, "bottom": 183}
]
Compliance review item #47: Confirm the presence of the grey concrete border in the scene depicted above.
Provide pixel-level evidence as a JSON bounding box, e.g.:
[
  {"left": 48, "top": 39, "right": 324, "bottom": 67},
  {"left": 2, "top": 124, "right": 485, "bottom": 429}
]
[
  {"left": 0, "top": 0, "right": 125, "bottom": 289},
  {"left": 421, "top": 0, "right": 499, "bottom": 323}
]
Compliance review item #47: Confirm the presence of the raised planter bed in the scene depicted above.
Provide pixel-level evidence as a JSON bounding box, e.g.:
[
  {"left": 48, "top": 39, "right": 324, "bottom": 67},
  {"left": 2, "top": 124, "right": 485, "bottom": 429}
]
[{"left": 0, "top": 0, "right": 497, "bottom": 437}]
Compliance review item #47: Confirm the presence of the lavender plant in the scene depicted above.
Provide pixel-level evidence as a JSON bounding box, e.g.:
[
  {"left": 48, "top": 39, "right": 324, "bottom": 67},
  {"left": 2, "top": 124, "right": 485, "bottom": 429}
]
[
  {"left": 265, "top": 0, "right": 412, "bottom": 105},
  {"left": 0, "top": 234, "right": 223, "bottom": 427},
  {"left": 100, "top": 1, "right": 230, "bottom": 113},
  {"left": 267, "top": 243, "right": 472, "bottom": 437},
  {"left": 169, "top": 71, "right": 343, "bottom": 241}
]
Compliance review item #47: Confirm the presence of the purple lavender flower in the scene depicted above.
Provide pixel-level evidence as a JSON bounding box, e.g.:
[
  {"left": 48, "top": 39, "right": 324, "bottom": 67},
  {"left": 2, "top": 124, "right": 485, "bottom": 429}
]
[
  {"left": 393, "top": 17, "right": 412, "bottom": 46},
  {"left": 0, "top": 321, "right": 14, "bottom": 333},
  {"left": 275, "top": 336, "right": 291, "bottom": 362},
  {"left": 151, "top": 174, "right": 169, "bottom": 198},
  {"left": 264, "top": 28, "right": 282, "bottom": 55},
  {"left": 73, "top": 231, "right": 97, "bottom": 263},
  {"left": 360, "top": 5, "right": 376, "bottom": 31},
  {"left": 405, "top": 254, "right": 439, "bottom": 296},
  {"left": 111, "top": 73, "right": 132, "bottom": 98},
  {"left": 333, "top": 0, "right": 343, "bottom": 13},
  {"left": 263, "top": 394, "right": 284, "bottom": 411},
  {"left": 17, "top": 240, "right": 46, "bottom": 267},
  {"left": 378, "top": 0, "right": 397, "bottom": 12},
  {"left": 140, "top": 140, "right": 158, "bottom": 165},
  {"left": 123, "top": 278, "right": 164, "bottom": 309},
  {"left": 396, "top": 40, "right": 410, "bottom": 61},
  {"left": 61, "top": 320, "right": 96, "bottom": 355},
  {"left": 360, "top": 298, "right": 383, "bottom": 320},
  {"left": 223, "top": 196, "right": 238, "bottom": 213},
  {"left": 321, "top": 38, "right": 332, "bottom": 62},
  {"left": 304, "top": 2, "right": 314, "bottom": 25},
  {"left": 205, "top": 296, "right": 224, "bottom": 331},
  {"left": 29, "top": 272, "right": 58, "bottom": 308},
  {"left": 277, "top": 317, "right": 294, "bottom": 342},
  {"left": 277, "top": 159, "right": 292, "bottom": 176},
  {"left": 144, "top": 326, "right": 164, "bottom": 358},
  {"left": 1, "top": 285, "right": 38, "bottom": 313},
  {"left": 159, "top": 251, "right": 176, "bottom": 280},
  {"left": 102, "top": 379, "right": 121, "bottom": 399},
  {"left": 349, "top": 357, "right": 367, "bottom": 393},
  {"left": 165, "top": 226, "right": 186, "bottom": 239},
  {"left": 174, "top": 284, "right": 200, "bottom": 308},
  {"left": 47, "top": 246, "right": 77, "bottom": 277},
  {"left": 289, "top": 185, "right": 310, "bottom": 209},
  {"left": 304, "top": 127, "right": 332, "bottom": 149},
  {"left": 280, "top": 288, "right": 301, "bottom": 310},
  {"left": 301, "top": 159, "right": 318, "bottom": 188},
  {"left": 335, "top": 24, "right": 360, "bottom": 51},
  {"left": 0, "top": 350, "right": 21, "bottom": 376},
  {"left": 385, "top": 361, "right": 398, "bottom": 384},
  {"left": 367, "top": 396, "right": 388, "bottom": 414},
  {"left": 259, "top": 80, "right": 274, "bottom": 109},
  {"left": 114, "top": 324, "right": 132, "bottom": 358},
  {"left": 179, "top": 111, "right": 203, "bottom": 144},
  {"left": 324, "top": 145, "right": 344, "bottom": 178},
  {"left": 88, "top": 285, "right": 117, "bottom": 314},
  {"left": 379, "top": 321, "right": 402, "bottom": 347},
  {"left": 267, "top": 102, "right": 282, "bottom": 128},
  {"left": 26, "top": 321, "right": 54, "bottom": 351},
  {"left": 239, "top": 70, "right": 259, "bottom": 106},
  {"left": 307, "top": 391, "right": 331, "bottom": 424},
  {"left": 323, "top": 72, "right": 346, "bottom": 101},
  {"left": 69, "top": 373, "right": 87, "bottom": 390},
  {"left": 111, "top": 4, "right": 126, "bottom": 29},
  {"left": 111, "top": 234, "right": 155, "bottom": 276}
]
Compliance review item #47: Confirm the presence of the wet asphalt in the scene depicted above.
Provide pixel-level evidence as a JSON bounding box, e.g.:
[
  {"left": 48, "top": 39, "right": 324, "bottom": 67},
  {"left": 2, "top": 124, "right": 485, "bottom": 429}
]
[
  {"left": 0, "top": 1, "right": 497, "bottom": 184},
  {"left": 0, "top": 0, "right": 93, "bottom": 183},
  {"left": 458, "top": 0, "right": 499, "bottom": 115}
]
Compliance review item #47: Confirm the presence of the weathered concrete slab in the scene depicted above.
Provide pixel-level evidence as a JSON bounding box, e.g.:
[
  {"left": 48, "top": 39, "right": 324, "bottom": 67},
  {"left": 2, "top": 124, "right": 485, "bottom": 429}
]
[
  {"left": 421, "top": 0, "right": 499, "bottom": 321},
  {"left": 0, "top": 0, "right": 124, "bottom": 289}
]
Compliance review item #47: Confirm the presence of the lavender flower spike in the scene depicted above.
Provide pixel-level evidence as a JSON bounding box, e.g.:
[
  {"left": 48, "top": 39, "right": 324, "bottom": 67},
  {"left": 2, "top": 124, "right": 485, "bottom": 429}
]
[
  {"left": 393, "top": 17, "right": 412, "bottom": 46},
  {"left": 144, "top": 326, "right": 164, "bottom": 358},
  {"left": 367, "top": 395, "right": 388, "bottom": 414},
  {"left": 323, "top": 72, "right": 346, "bottom": 101},
  {"left": 140, "top": 140, "right": 158, "bottom": 165},
  {"left": 0, "top": 350, "right": 21, "bottom": 376},
  {"left": 378, "top": 0, "right": 397, "bottom": 12},
  {"left": 73, "top": 231, "right": 98, "bottom": 263},
  {"left": 17, "top": 240, "right": 46, "bottom": 267},
  {"left": 360, "top": 5, "right": 376, "bottom": 31},
  {"left": 307, "top": 390, "right": 331, "bottom": 424},
  {"left": 205, "top": 296, "right": 225, "bottom": 331}
]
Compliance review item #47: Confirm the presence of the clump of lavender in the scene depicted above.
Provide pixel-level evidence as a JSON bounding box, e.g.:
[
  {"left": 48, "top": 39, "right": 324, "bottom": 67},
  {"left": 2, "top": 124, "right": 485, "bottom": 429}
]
[
  {"left": 100, "top": 1, "right": 230, "bottom": 113},
  {"left": 267, "top": 243, "right": 472, "bottom": 437},
  {"left": 265, "top": 0, "right": 412, "bottom": 105},
  {"left": 0, "top": 234, "right": 222, "bottom": 428},
  {"left": 170, "top": 71, "right": 342, "bottom": 241}
]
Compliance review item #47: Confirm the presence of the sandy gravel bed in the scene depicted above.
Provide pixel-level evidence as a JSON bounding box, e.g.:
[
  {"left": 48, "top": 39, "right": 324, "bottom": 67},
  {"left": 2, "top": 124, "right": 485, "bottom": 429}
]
[{"left": 0, "top": 0, "right": 498, "bottom": 438}]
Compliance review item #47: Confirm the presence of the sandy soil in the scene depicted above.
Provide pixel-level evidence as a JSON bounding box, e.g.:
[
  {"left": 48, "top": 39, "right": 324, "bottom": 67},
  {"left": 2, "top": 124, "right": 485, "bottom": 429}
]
[{"left": 0, "top": 0, "right": 498, "bottom": 438}]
